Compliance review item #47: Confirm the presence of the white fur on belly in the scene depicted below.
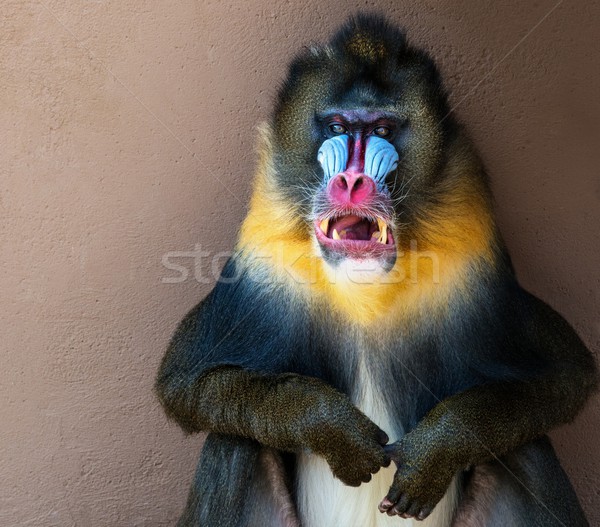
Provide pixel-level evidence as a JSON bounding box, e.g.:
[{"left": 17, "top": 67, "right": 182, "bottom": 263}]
[
  {"left": 297, "top": 451, "right": 404, "bottom": 527},
  {"left": 296, "top": 345, "right": 458, "bottom": 527}
]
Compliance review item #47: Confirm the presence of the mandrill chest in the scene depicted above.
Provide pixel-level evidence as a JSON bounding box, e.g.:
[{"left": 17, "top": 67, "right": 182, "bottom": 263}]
[{"left": 295, "top": 337, "right": 458, "bottom": 527}]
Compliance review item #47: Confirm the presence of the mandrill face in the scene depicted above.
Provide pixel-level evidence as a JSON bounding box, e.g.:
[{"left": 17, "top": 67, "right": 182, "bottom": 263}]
[
  {"left": 312, "top": 110, "right": 399, "bottom": 271},
  {"left": 270, "top": 16, "right": 454, "bottom": 274}
]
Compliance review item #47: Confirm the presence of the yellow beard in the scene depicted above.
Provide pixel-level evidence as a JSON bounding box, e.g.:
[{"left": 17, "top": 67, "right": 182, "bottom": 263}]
[{"left": 237, "top": 124, "right": 498, "bottom": 328}]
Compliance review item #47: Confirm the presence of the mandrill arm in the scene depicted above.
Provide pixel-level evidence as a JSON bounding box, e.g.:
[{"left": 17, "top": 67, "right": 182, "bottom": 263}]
[
  {"left": 160, "top": 365, "right": 390, "bottom": 487},
  {"left": 155, "top": 260, "right": 389, "bottom": 488},
  {"left": 380, "top": 291, "right": 598, "bottom": 520}
]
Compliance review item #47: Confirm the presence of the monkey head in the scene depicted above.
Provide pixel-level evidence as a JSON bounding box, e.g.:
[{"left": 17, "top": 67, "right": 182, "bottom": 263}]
[{"left": 269, "top": 15, "right": 453, "bottom": 276}]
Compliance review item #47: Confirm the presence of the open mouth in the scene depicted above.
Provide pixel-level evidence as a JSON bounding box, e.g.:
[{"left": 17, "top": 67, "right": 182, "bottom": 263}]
[{"left": 314, "top": 213, "right": 396, "bottom": 259}]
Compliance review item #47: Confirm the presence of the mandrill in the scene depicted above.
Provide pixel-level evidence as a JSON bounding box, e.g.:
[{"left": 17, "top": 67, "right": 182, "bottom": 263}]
[{"left": 156, "top": 14, "right": 597, "bottom": 527}]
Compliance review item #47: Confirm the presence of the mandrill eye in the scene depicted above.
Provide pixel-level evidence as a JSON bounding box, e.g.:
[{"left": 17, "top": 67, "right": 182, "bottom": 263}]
[
  {"left": 329, "top": 123, "right": 347, "bottom": 135},
  {"left": 373, "top": 126, "right": 391, "bottom": 138}
]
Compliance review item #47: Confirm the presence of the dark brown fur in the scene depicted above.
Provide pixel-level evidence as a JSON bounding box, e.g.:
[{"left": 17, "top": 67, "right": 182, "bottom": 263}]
[{"left": 156, "top": 14, "right": 597, "bottom": 526}]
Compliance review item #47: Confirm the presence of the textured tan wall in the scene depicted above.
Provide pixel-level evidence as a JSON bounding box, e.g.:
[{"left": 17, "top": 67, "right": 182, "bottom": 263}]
[{"left": 1, "top": 1, "right": 599, "bottom": 525}]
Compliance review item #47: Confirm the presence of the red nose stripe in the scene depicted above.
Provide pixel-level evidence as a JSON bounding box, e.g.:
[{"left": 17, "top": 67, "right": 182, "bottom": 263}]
[{"left": 346, "top": 135, "right": 365, "bottom": 173}]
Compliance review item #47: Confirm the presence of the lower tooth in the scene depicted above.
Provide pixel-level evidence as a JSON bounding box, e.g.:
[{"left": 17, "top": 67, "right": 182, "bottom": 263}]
[
  {"left": 371, "top": 231, "right": 380, "bottom": 240},
  {"left": 332, "top": 229, "right": 340, "bottom": 240}
]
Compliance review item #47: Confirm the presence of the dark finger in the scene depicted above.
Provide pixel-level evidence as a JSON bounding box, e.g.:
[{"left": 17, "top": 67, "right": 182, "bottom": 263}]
[
  {"left": 370, "top": 462, "right": 384, "bottom": 474},
  {"left": 376, "top": 428, "right": 389, "bottom": 445},
  {"left": 406, "top": 501, "right": 421, "bottom": 518},
  {"left": 378, "top": 497, "right": 394, "bottom": 513},
  {"left": 384, "top": 480, "right": 402, "bottom": 504},
  {"left": 381, "top": 453, "right": 391, "bottom": 468},
  {"left": 372, "top": 447, "right": 390, "bottom": 468},
  {"left": 344, "top": 477, "right": 361, "bottom": 488},
  {"left": 390, "top": 494, "right": 410, "bottom": 516}
]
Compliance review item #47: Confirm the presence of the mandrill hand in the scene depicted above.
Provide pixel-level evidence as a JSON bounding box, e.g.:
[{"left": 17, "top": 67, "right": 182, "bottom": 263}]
[
  {"left": 296, "top": 381, "right": 391, "bottom": 487},
  {"left": 378, "top": 432, "right": 459, "bottom": 521},
  {"left": 318, "top": 423, "right": 391, "bottom": 487},
  {"left": 308, "top": 407, "right": 391, "bottom": 487}
]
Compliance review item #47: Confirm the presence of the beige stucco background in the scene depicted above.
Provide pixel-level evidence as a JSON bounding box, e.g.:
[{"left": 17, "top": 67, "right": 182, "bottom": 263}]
[{"left": 1, "top": 1, "right": 599, "bottom": 525}]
